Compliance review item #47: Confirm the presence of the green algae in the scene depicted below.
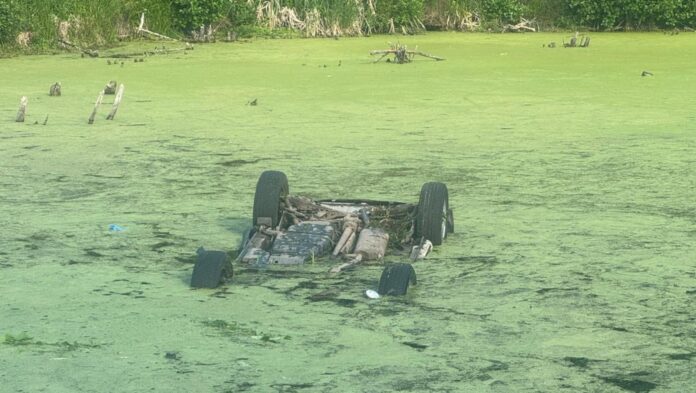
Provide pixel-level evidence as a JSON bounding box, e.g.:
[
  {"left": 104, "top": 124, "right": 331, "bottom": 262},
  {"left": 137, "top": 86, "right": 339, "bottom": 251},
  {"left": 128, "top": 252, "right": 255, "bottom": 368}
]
[
  {"left": 3, "top": 332, "right": 101, "bottom": 354},
  {"left": 0, "top": 33, "right": 695, "bottom": 392}
]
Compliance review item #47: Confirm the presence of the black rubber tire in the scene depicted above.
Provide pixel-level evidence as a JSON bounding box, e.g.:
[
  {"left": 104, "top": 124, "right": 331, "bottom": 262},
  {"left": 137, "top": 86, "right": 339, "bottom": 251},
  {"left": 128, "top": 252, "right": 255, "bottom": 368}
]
[
  {"left": 190, "top": 250, "right": 232, "bottom": 289},
  {"left": 252, "top": 170, "right": 289, "bottom": 227},
  {"left": 415, "top": 182, "right": 449, "bottom": 245},
  {"left": 378, "top": 263, "right": 417, "bottom": 296}
]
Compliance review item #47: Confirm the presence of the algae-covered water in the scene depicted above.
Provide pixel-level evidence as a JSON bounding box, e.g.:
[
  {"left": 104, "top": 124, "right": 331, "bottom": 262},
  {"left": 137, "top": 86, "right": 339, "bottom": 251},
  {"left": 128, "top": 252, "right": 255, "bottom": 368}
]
[{"left": 0, "top": 33, "right": 694, "bottom": 392}]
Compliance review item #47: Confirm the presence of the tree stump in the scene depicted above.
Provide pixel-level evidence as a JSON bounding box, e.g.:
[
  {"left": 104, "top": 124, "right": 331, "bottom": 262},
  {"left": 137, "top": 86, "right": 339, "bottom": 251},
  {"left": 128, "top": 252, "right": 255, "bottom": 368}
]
[
  {"left": 104, "top": 80, "right": 117, "bottom": 95},
  {"left": 394, "top": 48, "right": 408, "bottom": 64},
  {"left": 15, "top": 96, "right": 28, "bottom": 122},
  {"left": 49, "top": 82, "right": 61, "bottom": 96}
]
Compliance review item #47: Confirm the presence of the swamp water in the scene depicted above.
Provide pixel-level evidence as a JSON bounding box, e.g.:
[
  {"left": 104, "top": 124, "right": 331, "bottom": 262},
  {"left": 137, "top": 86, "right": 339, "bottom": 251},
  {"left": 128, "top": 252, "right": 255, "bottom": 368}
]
[{"left": 0, "top": 33, "right": 695, "bottom": 392}]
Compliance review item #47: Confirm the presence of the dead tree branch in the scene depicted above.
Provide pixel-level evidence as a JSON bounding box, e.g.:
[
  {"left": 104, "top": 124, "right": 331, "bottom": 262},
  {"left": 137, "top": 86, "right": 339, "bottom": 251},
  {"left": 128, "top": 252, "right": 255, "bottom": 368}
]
[
  {"left": 137, "top": 12, "right": 178, "bottom": 41},
  {"left": 370, "top": 43, "right": 445, "bottom": 64}
]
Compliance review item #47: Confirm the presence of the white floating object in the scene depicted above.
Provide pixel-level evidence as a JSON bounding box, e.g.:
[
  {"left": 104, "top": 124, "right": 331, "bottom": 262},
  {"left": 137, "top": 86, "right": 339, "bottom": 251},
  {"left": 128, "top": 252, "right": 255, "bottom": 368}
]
[{"left": 365, "top": 289, "right": 380, "bottom": 299}]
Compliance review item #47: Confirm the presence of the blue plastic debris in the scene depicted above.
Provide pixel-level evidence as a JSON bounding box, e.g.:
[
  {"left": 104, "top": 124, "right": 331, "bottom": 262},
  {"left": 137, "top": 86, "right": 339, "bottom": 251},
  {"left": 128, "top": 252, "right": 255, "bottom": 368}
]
[{"left": 108, "top": 224, "right": 125, "bottom": 232}]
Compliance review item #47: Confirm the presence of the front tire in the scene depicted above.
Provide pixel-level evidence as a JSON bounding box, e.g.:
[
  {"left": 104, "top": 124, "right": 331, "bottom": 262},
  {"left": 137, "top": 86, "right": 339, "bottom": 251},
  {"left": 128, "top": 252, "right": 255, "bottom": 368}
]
[{"left": 415, "top": 182, "right": 449, "bottom": 245}]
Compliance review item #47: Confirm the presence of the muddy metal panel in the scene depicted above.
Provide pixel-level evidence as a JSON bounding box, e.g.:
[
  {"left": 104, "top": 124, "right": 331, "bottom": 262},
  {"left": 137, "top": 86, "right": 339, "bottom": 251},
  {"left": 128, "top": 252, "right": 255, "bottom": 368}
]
[{"left": 268, "top": 221, "right": 338, "bottom": 265}]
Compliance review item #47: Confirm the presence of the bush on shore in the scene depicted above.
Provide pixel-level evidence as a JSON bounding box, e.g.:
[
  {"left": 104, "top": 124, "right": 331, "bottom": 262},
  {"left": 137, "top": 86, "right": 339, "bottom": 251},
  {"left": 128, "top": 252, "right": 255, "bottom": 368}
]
[{"left": 1, "top": 0, "right": 695, "bottom": 51}]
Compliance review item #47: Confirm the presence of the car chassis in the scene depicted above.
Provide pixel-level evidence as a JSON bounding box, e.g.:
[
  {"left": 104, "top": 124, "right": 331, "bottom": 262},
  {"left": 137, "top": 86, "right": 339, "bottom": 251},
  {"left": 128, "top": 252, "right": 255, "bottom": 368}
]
[{"left": 236, "top": 171, "right": 454, "bottom": 273}]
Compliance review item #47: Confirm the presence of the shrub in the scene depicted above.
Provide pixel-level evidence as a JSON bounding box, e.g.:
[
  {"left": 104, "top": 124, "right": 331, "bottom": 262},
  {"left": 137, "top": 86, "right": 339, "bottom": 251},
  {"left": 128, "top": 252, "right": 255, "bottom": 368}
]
[
  {"left": 172, "top": 0, "right": 227, "bottom": 33},
  {"left": 0, "top": 0, "right": 21, "bottom": 45},
  {"left": 226, "top": 0, "right": 257, "bottom": 28},
  {"left": 564, "top": 0, "right": 696, "bottom": 30},
  {"left": 373, "top": 0, "right": 426, "bottom": 32},
  {"left": 482, "top": 0, "right": 526, "bottom": 25}
]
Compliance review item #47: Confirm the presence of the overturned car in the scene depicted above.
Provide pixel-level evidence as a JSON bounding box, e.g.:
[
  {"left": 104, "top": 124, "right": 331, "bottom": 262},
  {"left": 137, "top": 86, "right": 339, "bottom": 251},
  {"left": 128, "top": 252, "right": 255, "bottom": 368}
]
[{"left": 191, "top": 170, "right": 453, "bottom": 289}]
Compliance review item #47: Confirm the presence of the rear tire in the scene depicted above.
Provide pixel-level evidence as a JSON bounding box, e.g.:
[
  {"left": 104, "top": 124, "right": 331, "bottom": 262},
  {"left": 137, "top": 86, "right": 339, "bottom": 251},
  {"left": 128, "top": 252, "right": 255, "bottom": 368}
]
[
  {"left": 252, "top": 171, "right": 289, "bottom": 227},
  {"left": 378, "top": 263, "right": 417, "bottom": 296},
  {"left": 415, "top": 182, "right": 449, "bottom": 245}
]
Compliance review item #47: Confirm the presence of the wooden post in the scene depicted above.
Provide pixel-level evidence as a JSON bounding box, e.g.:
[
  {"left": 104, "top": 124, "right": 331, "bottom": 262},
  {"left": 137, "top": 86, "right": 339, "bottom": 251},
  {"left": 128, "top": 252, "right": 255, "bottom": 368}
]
[
  {"left": 15, "top": 96, "right": 28, "bottom": 122},
  {"left": 88, "top": 90, "right": 105, "bottom": 124},
  {"left": 106, "top": 84, "right": 124, "bottom": 120}
]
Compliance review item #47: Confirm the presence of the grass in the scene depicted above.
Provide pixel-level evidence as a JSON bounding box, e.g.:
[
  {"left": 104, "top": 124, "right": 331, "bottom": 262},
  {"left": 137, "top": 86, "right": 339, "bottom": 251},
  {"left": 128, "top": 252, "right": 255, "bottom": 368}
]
[{"left": 0, "top": 32, "right": 694, "bottom": 392}]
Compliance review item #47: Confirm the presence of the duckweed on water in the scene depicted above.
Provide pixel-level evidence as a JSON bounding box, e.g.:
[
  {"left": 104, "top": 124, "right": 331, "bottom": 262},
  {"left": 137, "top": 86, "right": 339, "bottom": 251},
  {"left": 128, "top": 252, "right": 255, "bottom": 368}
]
[
  {"left": 202, "top": 320, "right": 290, "bottom": 343},
  {"left": 0, "top": 32, "right": 694, "bottom": 392}
]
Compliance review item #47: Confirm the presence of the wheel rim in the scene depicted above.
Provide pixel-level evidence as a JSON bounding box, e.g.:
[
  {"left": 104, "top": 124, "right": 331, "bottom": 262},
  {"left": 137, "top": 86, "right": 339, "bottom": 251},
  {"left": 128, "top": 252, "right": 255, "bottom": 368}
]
[{"left": 440, "top": 201, "right": 447, "bottom": 241}]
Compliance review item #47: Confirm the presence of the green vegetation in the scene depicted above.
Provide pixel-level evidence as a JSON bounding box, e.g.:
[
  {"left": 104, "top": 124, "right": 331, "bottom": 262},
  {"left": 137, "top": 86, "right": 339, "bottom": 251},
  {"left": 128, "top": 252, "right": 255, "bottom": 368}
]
[
  {"left": 0, "top": 32, "right": 694, "bottom": 391},
  {"left": 3, "top": 333, "right": 34, "bottom": 346},
  {"left": 172, "top": 0, "right": 227, "bottom": 33},
  {"left": 2, "top": 0, "right": 696, "bottom": 52},
  {"left": 3, "top": 333, "right": 101, "bottom": 352},
  {"left": 203, "top": 320, "right": 290, "bottom": 343}
]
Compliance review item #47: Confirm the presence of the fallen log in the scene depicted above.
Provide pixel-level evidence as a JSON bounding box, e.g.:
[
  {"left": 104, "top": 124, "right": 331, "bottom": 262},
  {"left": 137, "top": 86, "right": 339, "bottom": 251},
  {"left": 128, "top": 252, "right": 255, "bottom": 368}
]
[
  {"left": 15, "top": 96, "right": 28, "bottom": 122},
  {"left": 503, "top": 18, "right": 537, "bottom": 33},
  {"left": 101, "top": 45, "right": 193, "bottom": 59},
  {"left": 106, "top": 84, "right": 124, "bottom": 120},
  {"left": 59, "top": 39, "right": 99, "bottom": 57}
]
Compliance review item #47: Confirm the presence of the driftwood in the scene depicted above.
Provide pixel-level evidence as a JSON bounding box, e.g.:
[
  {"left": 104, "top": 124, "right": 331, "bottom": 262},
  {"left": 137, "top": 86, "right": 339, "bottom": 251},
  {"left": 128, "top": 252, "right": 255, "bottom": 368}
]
[
  {"left": 503, "top": 18, "right": 537, "bottom": 33},
  {"left": 370, "top": 46, "right": 445, "bottom": 64},
  {"left": 88, "top": 90, "right": 105, "bottom": 124},
  {"left": 137, "top": 13, "right": 178, "bottom": 41},
  {"left": 106, "top": 84, "right": 124, "bottom": 120},
  {"left": 15, "top": 96, "right": 28, "bottom": 122},
  {"left": 49, "top": 82, "right": 61, "bottom": 96},
  {"left": 102, "top": 45, "right": 193, "bottom": 59},
  {"left": 59, "top": 39, "right": 99, "bottom": 57}
]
